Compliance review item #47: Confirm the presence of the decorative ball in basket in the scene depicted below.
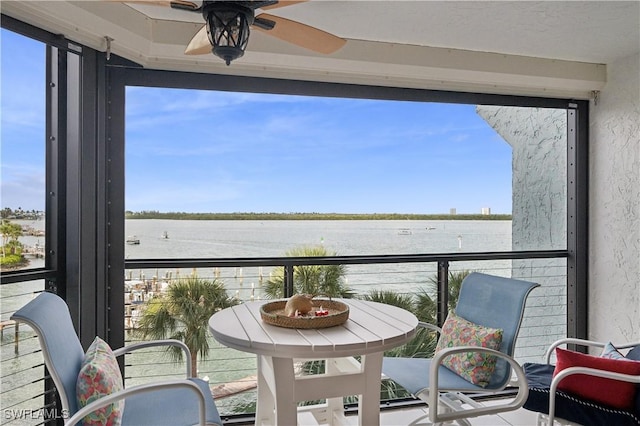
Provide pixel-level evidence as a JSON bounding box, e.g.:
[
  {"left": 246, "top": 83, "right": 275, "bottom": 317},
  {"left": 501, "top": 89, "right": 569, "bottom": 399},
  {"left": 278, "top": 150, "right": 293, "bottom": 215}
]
[{"left": 260, "top": 294, "right": 349, "bottom": 329}]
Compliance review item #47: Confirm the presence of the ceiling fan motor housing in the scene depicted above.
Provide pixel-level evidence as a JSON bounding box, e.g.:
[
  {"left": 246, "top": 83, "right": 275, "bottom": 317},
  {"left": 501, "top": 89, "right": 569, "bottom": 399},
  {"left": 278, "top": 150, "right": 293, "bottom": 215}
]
[{"left": 203, "top": 2, "right": 255, "bottom": 65}]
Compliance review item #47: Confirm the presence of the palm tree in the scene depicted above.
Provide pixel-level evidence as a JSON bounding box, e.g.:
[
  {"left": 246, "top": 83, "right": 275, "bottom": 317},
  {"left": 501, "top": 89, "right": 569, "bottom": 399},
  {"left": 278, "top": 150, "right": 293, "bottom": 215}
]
[
  {"left": 135, "top": 276, "right": 238, "bottom": 377},
  {"left": 263, "top": 246, "right": 354, "bottom": 298},
  {"left": 0, "top": 220, "right": 23, "bottom": 257}
]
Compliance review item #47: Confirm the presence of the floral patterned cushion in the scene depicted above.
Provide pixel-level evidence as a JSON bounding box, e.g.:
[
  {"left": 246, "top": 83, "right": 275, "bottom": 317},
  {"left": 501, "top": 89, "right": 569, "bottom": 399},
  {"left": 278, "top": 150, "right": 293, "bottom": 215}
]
[
  {"left": 76, "top": 336, "right": 124, "bottom": 425},
  {"left": 435, "top": 312, "right": 503, "bottom": 387}
]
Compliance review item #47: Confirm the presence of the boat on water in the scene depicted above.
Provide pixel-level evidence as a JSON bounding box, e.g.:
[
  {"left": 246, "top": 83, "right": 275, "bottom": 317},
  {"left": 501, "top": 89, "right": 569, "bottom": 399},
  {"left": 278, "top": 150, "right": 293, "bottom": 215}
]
[
  {"left": 162, "top": 231, "right": 169, "bottom": 239},
  {"left": 397, "top": 228, "right": 412, "bottom": 235},
  {"left": 126, "top": 235, "right": 140, "bottom": 245}
]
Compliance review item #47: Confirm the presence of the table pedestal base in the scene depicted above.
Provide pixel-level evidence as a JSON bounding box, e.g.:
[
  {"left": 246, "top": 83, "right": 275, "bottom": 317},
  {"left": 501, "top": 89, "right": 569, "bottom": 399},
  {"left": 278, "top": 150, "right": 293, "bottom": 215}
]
[{"left": 255, "top": 353, "right": 383, "bottom": 426}]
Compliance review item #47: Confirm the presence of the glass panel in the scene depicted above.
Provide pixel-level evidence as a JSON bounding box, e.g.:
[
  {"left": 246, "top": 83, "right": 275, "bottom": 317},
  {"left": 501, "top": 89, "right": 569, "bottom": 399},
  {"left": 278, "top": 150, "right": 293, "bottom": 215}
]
[
  {"left": 1, "top": 29, "right": 46, "bottom": 272},
  {"left": 124, "top": 88, "right": 524, "bottom": 257},
  {"left": 124, "top": 90, "right": 567, "bottom": 256}
]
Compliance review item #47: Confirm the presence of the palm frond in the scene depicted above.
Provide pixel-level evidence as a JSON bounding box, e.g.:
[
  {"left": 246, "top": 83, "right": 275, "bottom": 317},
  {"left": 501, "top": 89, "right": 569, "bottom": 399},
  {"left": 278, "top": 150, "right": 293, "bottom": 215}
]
[
  {"left": 361, "top": 289, "right": 415, "bottom": 312},
  {"left": 264, "top": 246, "right": 352, "bottom": 298},
  {"left": 134, "top": 276, "right": 237, "bottom": 375}
]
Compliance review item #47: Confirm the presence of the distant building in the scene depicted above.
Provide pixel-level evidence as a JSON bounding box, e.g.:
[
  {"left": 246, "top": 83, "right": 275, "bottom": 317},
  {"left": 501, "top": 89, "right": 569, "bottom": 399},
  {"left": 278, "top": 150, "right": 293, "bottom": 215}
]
[
  {"left": 481, "top": 207, "right": 491, "bottom": 215},
  {"left": 450, "top": 208, "right": 457, "bottom": 215}
]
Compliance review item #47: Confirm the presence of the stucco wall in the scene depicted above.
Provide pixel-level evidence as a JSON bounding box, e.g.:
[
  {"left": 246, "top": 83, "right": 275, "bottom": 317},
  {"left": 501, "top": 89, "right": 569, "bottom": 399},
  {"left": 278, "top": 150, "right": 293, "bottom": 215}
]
[
  {"left": 589, "top": 52, "right": 640, "bottom": 343},
  {"left": 477, "top": 106, "right": 567, "bottom": 252},
  {"left": 478, "top": 53, "right": 640, "bottom": 347},
  {"left": 477, "top": 105, "right": 568, "bottom": 362}
]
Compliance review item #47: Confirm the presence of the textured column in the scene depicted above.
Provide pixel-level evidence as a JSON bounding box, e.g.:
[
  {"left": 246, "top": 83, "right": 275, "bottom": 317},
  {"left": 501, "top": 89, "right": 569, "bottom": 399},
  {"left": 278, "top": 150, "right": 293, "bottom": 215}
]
[{"left": 477, "top": 105, "right": 567, "bottom": 362}]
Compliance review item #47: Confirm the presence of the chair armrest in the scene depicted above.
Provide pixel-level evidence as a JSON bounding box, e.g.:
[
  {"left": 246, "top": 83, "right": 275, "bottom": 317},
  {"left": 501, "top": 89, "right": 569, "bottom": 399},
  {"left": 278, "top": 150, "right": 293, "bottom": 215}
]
[
  {"left": 543, "top": 338, "right": 640, "bottom": 363},
  {"left": 428, "top": 346, "right": 529, "bottom": 423},
  {"left": 65, "top": 379, "right": 206, "bottom": 426},
  {"left": 112, "top": 339, "right": 193, "bottom": 378},
  {"left": 417, "top": 321, "right": 442, "bottom": 334},
  {"left": 547, "top": 366, "right": 640, "bottom": 424},
  {"left": 543, "top": 338, "right": 606, "bottom": 363}
]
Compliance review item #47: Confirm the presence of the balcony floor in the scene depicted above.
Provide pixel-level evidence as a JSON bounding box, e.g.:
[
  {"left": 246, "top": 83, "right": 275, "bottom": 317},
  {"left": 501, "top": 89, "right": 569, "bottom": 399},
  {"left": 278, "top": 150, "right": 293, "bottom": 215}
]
[
  {"left": 375, "top": 406, "right": 538, "bottom": 426},
  {"left": 293, "top": 402, "right": 539, "bottom": 426}
]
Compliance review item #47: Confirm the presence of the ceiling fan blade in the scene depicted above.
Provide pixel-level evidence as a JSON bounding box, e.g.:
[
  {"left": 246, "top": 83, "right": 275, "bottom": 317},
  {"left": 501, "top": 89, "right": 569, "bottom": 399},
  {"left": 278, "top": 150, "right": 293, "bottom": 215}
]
[
  {"left": 108, "top": 0, "right": 199, "bottom": 10},
  {"left": 254, "top": 13, "right": 345, "bottom": 54},
  {"left": 184, "top": 25, "right": 212, "bottom": 55},
  {"left": 169, "top": 0, "right": 200, "bottom": 11},
  {"left": 260, "top": 1, "right": 308, "bottom": 11}
]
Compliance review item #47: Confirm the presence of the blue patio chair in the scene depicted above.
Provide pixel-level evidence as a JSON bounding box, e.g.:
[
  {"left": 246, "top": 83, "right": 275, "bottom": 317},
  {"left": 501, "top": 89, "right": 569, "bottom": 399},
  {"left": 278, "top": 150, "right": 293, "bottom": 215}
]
[
  {"left": 382, "top": 272, "right": 539, "bottom": 425},
  {"left": 11, "top": 291, "right": 222, "bottom": 426}
]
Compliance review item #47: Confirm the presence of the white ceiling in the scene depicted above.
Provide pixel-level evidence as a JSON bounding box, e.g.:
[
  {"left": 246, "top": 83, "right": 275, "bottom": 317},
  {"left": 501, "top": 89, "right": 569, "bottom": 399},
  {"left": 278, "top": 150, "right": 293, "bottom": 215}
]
[{"left": 2, "top": 1, "right": 639, "bottom": 98}]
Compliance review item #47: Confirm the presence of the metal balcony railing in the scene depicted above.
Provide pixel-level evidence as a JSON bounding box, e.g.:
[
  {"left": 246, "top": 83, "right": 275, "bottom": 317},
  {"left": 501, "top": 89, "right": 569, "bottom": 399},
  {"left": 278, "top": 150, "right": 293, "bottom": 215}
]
[
  {"left": 123, "top": 250, "right": 567, "bottom": 420},
  {"left": 0, "top": 280, "right": 52, "bottom": 426}
]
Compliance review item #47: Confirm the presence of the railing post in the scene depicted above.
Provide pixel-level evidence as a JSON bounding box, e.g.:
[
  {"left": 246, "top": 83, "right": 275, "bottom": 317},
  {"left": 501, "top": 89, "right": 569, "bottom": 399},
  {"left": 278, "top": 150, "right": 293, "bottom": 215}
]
[
  {"left": 436, "top": 260, "right": 449, "bottom": 328},
  {"left": 284, "top": 264, "right": 295, "bottom": 298}
]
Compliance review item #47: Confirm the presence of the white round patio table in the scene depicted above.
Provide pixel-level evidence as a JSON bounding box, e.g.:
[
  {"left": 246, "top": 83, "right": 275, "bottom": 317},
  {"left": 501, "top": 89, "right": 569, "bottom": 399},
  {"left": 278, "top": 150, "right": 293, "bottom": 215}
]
[{"left": 209, "top": 298, "right": 418, "bottom": 426}]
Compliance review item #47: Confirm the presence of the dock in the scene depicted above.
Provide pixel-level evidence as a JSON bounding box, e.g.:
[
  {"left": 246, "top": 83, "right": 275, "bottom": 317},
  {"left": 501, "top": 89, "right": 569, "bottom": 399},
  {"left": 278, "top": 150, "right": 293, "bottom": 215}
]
[
  {"left": 0, "top": 320, "right": 20, "bottom": 353},
  {"left": 211, "top": 375, "right": 257, "bottom": 399}
]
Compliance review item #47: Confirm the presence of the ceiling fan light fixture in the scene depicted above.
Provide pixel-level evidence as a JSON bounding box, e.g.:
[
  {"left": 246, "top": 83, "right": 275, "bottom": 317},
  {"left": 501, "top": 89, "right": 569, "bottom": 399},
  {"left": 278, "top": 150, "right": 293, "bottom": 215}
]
[{"left": 204, "top": 3, "right": 253, "bottom": 65}]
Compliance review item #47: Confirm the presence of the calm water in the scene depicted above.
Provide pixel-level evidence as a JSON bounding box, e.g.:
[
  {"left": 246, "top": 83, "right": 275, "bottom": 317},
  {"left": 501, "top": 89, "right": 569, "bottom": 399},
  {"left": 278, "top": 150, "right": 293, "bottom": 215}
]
[
  {"left": 125, "top": 219, "right": 511, "bottom": 258},
  {"left": 124, "top": 219, "right": 512, "bottom": 295},
  {"left": 2, "top": 219, "right": 512, "bottom": 420}
]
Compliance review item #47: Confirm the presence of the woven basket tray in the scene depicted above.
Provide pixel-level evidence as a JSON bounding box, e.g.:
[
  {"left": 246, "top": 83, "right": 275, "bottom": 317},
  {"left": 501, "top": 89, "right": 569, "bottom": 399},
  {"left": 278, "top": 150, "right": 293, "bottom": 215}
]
[{"left": 260, "top": 299, "right": 349, "bottom": 329}]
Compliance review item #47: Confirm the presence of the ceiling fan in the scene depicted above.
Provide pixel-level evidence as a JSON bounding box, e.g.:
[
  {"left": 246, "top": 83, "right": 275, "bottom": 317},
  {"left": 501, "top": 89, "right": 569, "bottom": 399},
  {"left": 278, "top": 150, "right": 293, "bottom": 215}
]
[{"left": 119, "top": 1, "right": 346, "bottom": 65}]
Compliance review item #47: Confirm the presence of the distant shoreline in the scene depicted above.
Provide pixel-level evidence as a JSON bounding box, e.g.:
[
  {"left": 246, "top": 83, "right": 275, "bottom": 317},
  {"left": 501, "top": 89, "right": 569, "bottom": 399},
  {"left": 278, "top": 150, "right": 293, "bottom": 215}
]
[{"left": 125, "top": 212, "right": 512, "bottom": 221}]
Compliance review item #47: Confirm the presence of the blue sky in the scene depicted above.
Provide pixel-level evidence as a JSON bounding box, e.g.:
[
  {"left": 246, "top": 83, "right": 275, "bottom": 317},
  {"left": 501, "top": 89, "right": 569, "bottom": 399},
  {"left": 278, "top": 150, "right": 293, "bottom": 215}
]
[{"left": 2, "top": 29, "right": 513, "bottom": 215}]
